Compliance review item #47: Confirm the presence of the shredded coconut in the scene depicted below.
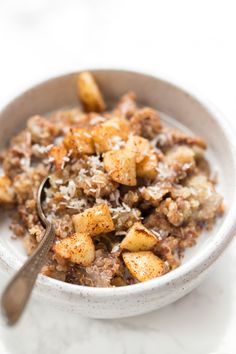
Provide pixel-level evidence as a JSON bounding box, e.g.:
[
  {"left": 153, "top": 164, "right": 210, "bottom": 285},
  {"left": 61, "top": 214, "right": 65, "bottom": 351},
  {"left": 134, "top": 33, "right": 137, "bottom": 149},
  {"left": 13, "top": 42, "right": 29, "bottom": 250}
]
[
  {"left": 59, "top": 180, "right": 76, "bottom": 200},
  {"left": 108, "top": 136, "right": 125, "bottom": 150},
  {"left": 32, "top": 144, "right": 53, "bottom": 155},
  {"left": 111, "top": 244, "right": 120, "bottom": 253},
  {"left": 67, "top": 198, "right": 87, "bottom": 211},
  {"left": 54, "top": 136, "right": 64, "bottom": 145},
  {"left": 156, "top": 162, "right": 173, "bottom": 180},
  {"left": 20, "top": 157, "right": 31, "bottom": 171},
  {"left": 89, "top": 115, "right": 106, "bottom": 125}
]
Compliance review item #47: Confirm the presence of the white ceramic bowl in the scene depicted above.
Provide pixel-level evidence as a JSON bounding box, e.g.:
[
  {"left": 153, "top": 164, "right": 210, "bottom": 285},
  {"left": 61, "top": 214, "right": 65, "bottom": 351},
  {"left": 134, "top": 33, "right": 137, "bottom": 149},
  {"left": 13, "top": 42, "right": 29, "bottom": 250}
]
[{"left": 0, "top": 70, "right": 236, "bottom": 319}]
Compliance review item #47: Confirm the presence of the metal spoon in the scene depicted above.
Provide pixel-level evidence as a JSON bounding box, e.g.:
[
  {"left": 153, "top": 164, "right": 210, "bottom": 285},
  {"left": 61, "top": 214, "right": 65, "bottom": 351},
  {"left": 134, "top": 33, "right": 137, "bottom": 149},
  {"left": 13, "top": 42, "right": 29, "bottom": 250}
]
[{"left": 1, "top": 176, "right": 55, "bottom": 326}]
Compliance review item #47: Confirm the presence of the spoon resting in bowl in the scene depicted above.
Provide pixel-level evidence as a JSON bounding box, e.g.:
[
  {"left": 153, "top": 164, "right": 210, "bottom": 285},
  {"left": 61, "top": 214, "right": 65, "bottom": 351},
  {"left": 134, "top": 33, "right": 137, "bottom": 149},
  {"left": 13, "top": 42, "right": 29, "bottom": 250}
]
[{"left": 1, "top": 176, "right": 54, "bottom": 326}]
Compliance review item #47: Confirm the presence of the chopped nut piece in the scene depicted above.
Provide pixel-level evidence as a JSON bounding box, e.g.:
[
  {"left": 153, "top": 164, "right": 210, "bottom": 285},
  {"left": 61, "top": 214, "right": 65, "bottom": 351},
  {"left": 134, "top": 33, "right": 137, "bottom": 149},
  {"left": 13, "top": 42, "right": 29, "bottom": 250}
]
[
  {"left": 27, "top": 115, "right": 58, "bottom": 145},
  {"left": 130, "top": 107, "right": 162, "bottom": 138},
  {"left": 156, "top": 127, "right": 207, "bottom": 149},
  {"left": 113, "top": 92, "right": 137, "bottom": 118}
]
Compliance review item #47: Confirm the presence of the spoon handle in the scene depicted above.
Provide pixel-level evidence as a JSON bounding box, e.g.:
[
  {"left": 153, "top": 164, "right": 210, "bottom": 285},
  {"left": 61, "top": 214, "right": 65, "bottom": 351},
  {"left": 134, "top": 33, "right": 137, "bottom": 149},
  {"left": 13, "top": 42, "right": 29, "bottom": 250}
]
[{"left": 1, "top": 223, "right": 55, "bottom": 326}]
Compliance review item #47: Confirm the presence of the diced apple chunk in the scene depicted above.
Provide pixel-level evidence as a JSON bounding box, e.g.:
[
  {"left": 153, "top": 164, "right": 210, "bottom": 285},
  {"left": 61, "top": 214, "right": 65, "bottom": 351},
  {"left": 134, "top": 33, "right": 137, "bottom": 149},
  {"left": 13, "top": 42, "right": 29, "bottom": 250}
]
[
  {"left": 103, "top": 149, "right": 137, "bottom": 186},
  {"left": 166, "top": 145, "right": 195, "bottom": 167},
  {"left": 49, "top": 146, "right": 68, "bottom": 170},
  {"left": 72, "top": 204, "right": 115, "bottom": 237},
  {"left": 92, "top": 117, "right": 130, "bottom": 153},
  {"left": 64, "top": 127, "right": 95, "bottom": 155},
  {"left": 123, "top": 251, "right": 165, "bottom": 282},
  {"left": 120, "top": 222, "right": 158, "bottom": 251},
  {"left": 0, "top": 176, "right": 15, "bottom": 204},
  {"left": 53, "top": 233, "right": 95, "bottom": 266},
  {"left": 136, "top": 149, "right": 158, "bottom": 180},
  {"left": 125, "top": 135, "right": 150, "bottom": 163},
  {"left": 77, "top": 71, "right": 106, "bottom": 113}
]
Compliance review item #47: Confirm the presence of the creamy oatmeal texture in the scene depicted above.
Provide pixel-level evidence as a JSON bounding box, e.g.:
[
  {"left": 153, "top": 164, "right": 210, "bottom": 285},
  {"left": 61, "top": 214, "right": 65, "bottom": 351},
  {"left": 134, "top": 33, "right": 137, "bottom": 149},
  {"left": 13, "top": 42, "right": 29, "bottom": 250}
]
[{"left": 0, "top": 72, "right": 224, "bottom": 287}]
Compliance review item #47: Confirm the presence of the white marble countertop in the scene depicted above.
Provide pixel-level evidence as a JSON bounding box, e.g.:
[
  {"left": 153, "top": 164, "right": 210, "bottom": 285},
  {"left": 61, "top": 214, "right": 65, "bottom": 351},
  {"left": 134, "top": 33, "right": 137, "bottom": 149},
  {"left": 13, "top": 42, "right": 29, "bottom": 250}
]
[{"left": 0, "top": 1, "right": 236, "bottom": 353}]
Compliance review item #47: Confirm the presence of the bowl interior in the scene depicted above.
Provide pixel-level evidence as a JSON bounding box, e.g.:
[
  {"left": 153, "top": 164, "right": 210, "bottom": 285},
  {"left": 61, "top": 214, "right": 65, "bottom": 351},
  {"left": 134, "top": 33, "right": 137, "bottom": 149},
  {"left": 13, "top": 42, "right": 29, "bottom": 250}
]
[{"left": 0, "top": 70, "right": 234, "bottom": 277}]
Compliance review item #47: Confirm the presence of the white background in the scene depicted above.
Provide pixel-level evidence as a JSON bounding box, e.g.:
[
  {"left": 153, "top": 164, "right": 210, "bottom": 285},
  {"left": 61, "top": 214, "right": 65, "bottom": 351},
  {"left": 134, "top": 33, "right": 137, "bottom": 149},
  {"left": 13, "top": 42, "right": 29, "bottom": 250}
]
[{"left": 0, "top": 1, "right": 236, "bottom": 353}]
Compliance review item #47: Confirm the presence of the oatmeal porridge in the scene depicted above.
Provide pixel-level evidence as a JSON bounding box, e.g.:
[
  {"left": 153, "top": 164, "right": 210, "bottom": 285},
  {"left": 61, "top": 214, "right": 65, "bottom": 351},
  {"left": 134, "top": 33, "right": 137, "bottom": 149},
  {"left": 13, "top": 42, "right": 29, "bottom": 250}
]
[{"left": 0, "top": 72, "right": 224, "bottom": 287}]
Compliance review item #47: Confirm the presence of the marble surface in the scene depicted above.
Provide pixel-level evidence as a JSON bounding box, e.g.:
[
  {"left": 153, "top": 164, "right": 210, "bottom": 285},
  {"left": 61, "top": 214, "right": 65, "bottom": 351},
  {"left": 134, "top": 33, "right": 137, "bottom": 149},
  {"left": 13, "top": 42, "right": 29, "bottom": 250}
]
[{"left": 0, "top": 1, "right": 236, "bottom": 353}]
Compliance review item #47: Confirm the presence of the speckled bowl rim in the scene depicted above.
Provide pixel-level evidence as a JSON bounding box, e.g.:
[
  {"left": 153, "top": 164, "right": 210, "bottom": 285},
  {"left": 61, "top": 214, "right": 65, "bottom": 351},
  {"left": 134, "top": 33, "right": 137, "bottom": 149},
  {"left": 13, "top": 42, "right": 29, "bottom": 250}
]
[{"left": 1, "top": 69, "right": 236, "bottom": 300}]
